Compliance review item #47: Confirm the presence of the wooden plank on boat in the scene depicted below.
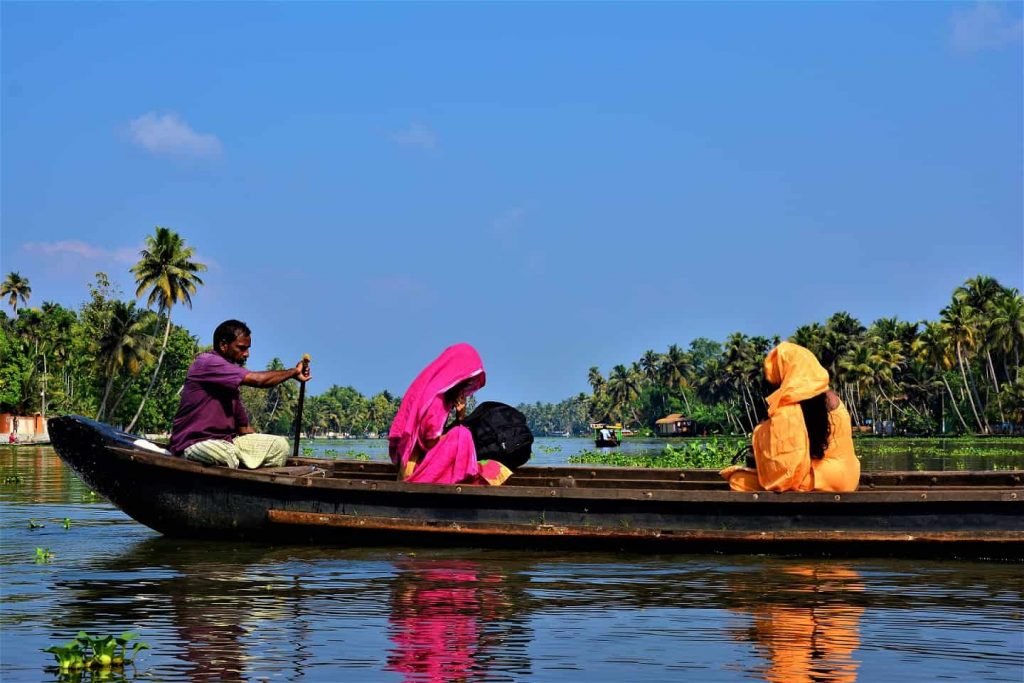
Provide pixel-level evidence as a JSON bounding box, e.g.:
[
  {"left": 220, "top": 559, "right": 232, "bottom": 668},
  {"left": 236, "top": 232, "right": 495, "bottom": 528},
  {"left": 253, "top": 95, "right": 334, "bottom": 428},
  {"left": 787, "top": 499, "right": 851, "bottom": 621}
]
[{"left": 267, "top": 509, "right": 1024, "bottom": 545}]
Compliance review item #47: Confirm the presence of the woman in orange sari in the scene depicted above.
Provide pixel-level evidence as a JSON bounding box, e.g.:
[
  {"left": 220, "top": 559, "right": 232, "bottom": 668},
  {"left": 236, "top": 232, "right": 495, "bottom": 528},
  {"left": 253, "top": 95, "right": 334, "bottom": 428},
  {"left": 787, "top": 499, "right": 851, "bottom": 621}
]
[{"left": 720, "top": 342, "right": 860, "bottom": 492}]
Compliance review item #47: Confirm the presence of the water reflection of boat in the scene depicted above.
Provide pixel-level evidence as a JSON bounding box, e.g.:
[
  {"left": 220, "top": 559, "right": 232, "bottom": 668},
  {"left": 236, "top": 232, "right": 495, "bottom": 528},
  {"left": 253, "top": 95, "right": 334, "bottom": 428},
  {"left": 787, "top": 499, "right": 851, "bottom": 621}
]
[
  {"left": 46, "top": 539, "right": 1024, "bottom": 683},
  {"left": 48, "top": 415, "right": 1024, "bottom": 557}
]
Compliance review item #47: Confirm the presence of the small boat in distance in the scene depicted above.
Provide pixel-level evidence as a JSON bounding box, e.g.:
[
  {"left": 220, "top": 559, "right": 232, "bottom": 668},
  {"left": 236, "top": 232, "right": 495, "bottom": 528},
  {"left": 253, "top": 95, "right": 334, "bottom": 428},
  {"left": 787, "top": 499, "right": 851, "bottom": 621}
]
[
  {"left": 46, "top": 415, "right": 1024, "bottom": 558},
  {"left": 593, "top": 421, "right": 621, "bottom": 448}
]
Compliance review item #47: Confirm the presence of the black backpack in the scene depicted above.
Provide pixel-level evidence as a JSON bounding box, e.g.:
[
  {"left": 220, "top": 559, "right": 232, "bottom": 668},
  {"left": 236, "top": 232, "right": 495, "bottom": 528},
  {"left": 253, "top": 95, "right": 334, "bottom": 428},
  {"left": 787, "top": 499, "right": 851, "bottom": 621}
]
[{"left": 460, "top": 401, "right": 534, "bottom": 470}]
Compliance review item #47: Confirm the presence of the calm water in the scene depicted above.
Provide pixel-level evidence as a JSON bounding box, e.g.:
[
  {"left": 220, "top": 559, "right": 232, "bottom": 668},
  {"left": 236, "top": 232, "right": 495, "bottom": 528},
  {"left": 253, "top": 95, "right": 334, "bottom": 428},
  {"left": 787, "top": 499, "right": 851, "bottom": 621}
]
[{"left": 1, "top": 446, "right": 1022, "bottom": 683}]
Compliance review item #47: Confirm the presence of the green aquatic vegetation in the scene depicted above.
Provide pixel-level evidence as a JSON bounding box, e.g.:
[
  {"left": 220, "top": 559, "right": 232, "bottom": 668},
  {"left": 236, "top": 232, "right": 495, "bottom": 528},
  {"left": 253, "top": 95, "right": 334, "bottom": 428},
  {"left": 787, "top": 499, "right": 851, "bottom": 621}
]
[
  {"left": 539, "top": 445, "right": 563, "bottom": 454},
  {"left": 42, "top": 631, "right": 149, "bottom": 674},
  {"left": 345, "top": 451, "right": 371, "bottom": 461},
  {"left": 324, "top": 449, "right": 371, "bottom": 461},
  {"left": 35, "top": 547, "right": 54, "bottom": 563},
  {"left": 28, "top": 519, "right": 44, "bottom": 529},
  {"left": 63, "top": 517, "right": 72, "bottom": 530},
  {"left": 3, "top": 474, "right": 23, "bottom": 484},
  {"left": 857, "top": 440, "right": 1024, "bottom": 458},
  {"left": 569, "top": 438, "right": 748, "bottom": 469},
  {"left": 302, "top": 447, "right": 315, "bottom": 456}
]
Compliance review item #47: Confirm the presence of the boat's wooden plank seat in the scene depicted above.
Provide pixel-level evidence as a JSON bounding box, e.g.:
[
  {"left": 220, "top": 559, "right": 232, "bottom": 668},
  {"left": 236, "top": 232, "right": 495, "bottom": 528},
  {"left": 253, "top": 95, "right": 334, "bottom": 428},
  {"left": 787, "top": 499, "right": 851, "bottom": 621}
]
[{"left": 287, "top": 457, "right": 1024, "bottom": 492}]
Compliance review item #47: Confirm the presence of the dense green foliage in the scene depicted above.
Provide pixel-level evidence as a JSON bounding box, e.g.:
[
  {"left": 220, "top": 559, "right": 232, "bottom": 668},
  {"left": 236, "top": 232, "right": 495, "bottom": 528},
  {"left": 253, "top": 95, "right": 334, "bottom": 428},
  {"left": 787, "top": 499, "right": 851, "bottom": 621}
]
[
  {"left": 0, "top": 228, "right": 399, "bottom": 437},
  {"left": 538, "top": 275, "right": 1022, "bottom": 437},
  {"left": 3, "top": 231, "right": 1019, "bottom": 440}
]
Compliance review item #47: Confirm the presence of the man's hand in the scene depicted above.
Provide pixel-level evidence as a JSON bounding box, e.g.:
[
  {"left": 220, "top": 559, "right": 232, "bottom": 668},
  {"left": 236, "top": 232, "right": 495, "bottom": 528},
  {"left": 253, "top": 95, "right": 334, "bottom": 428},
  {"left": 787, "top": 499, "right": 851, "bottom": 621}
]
[{"left": 294, "top": 358, "right": 312, "bottom": 383}]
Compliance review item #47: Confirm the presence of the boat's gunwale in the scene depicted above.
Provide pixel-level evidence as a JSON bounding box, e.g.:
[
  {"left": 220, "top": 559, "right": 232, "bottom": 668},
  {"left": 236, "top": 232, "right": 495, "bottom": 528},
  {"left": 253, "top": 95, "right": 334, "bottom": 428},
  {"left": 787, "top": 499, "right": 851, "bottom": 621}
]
[{"left": 95, "top": 442, "right": 1024, "bottom": 506}]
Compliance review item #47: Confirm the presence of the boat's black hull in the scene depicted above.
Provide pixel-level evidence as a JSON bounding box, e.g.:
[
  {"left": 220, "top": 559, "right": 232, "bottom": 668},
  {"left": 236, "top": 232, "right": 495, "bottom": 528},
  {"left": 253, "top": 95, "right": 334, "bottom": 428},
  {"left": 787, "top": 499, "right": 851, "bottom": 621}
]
[{"left": 48, "top": 415, "right": 1024, "bottom": 558}]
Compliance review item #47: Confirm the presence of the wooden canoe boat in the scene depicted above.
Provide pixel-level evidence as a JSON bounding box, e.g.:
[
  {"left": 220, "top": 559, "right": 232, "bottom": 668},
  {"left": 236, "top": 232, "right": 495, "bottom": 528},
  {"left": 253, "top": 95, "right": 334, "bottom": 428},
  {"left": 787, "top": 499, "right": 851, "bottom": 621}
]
[
  {"left": 594, "top": 438, "right": 620, "bottom": 448},
  {"left": 48, "top": 415, "right": 1024, "bottom": 558}
]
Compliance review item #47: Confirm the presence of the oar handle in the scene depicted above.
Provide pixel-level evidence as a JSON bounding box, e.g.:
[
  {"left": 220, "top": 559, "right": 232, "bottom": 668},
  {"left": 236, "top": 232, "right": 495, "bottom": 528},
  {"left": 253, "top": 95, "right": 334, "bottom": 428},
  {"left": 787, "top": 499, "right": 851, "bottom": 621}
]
[{"left": 292, "top": 354, "right": 311, "bottom": 458}]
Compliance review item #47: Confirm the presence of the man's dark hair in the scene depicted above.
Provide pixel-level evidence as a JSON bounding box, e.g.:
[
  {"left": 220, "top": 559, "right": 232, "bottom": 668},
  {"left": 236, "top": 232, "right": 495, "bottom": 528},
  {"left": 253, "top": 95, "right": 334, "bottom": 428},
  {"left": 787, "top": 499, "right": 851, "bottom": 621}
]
[{"left": 213, "top": 320, "right": 251, "bottom": 348}]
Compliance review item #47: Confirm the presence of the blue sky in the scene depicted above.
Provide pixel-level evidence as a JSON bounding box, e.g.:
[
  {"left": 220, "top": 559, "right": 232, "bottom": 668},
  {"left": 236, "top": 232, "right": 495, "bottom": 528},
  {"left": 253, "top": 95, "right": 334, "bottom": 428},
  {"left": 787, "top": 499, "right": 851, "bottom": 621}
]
[{"left": 2, "top": 1, "right": 1021, "bottom": 405}]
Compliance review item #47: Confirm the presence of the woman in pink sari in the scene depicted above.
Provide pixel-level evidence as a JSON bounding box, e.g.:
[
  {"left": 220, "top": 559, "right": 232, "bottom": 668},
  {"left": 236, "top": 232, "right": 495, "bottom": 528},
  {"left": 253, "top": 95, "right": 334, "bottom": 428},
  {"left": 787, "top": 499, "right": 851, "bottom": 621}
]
[{"left": 389, "top": 343, "right": 512, "bottom": 485}]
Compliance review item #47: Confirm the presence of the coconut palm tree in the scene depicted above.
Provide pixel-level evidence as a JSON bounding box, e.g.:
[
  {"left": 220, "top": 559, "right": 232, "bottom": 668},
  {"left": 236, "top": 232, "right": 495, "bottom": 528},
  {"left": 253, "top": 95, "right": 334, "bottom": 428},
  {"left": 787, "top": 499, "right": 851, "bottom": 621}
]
[
  {"left": 957, "top": 275, "right": 1010, "bottom": 408},
  {"left": 989, "top": 288, "right": 1024, "bottom": 381},
  {"left": 940, "top": 296, "right": 987, "bottom": 432},
  {"left": 639, "top": 350, "right": 662, "bottom": 386},
  {"left": 96, "top": 302, "right": 156, "bottom": 421},
  {"left": 660, "top": 344, "right": 693, "bottom": 413},
  {"left": 1, "top": 272, "right": 31, "bottom": 314},
  {"left": 914, "top": 321, "right": 970, "bottom": 433},
  {"left": 606, "top": 364, "right": 640, "bottom": 425},
  {"left": 723, "top": 333, "right": 763, "bottom": 430},
  {"left": 127, "top": 227, "right": 207, "bottom": 431}
]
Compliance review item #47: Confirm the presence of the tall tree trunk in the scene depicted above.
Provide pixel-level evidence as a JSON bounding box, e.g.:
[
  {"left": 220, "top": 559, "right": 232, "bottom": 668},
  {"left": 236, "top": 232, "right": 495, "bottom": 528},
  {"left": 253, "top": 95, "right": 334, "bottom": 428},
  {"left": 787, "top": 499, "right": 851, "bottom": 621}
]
[
  {"left": 942, "top": 374, "right": 971, "bottom": 433},
  {"left": 738, "top": 385, "right": 755, "bottom": 433},
  {"left": 679, "top": 388, "right": 691, "bottom": 415},
  {"left": 96, "top": 374, "right": 116, "bottom": 421},
  {"left": 986, "top": 350, "right": 1006, "bottom": 423},
  {"left": 955, "top": 343, "right": 985, "bottom": 433},
  {"left": 742, "top": 380, "right": 760, "bottom": 429},
  {"left": 127, "top": 313, "right": 172, "bottom": 432}
]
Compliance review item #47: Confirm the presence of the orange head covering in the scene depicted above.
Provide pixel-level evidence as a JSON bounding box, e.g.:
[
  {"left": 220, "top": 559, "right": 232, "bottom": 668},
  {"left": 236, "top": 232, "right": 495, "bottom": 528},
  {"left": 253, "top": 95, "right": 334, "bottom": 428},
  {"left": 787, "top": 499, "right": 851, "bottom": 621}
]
[{"left": 764, "top": 342, "right": 829, "bottom": 416}]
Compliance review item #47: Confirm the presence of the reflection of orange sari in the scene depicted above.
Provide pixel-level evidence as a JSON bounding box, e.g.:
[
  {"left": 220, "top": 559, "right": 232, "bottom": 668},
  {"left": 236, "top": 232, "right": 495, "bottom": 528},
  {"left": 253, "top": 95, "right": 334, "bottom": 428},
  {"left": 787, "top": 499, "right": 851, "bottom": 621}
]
[
  {"left": 741, "top": 566, "right": 863, "bottom": 683},
  {"left": 387, "top": 560, "right": 505, "bottom": 683}
]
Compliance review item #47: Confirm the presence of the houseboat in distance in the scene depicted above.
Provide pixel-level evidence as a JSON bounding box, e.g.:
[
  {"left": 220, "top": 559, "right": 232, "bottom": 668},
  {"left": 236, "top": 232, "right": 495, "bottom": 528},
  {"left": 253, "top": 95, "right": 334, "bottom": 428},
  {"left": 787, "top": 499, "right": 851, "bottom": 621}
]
[{"left": 656, "top": 414, "right": 697, "bottom": 437}]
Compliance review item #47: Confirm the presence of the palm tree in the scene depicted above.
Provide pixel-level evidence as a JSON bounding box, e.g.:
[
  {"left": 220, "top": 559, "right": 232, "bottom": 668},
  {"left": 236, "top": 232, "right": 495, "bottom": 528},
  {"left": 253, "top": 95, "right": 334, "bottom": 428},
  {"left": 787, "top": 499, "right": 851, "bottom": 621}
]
[
  {"left": 957, "top": 275, "right": 1008, "bottom": 410},
  {"left": 989, "top": 288, "right": 1024, "bottom": 381},
  {"left": 660, "top": 344, "right": 693, "bottom": 413},
  {"left": 940, "top": 296, "right": 987, "bottom": 432},
  {"left": 127, "top": 227, "right": 207, "bottom": 431},
  {"left": 723, "top": 333, "right": 761, "bottom": 430},
  {"left": 606, "top": 364, "right": 640, "bottom": 425},
  {"left": 639, "top": 350, "right": 662, "bottom": 386},
  {"left": 1, "top": 272, "right": 31, "bottom": 314},
  {"left": 914, "top": 321, "right": 970, "bottom": 433},
  {"left": 96, "top": 302, "right": 155, "bottom": 421}
]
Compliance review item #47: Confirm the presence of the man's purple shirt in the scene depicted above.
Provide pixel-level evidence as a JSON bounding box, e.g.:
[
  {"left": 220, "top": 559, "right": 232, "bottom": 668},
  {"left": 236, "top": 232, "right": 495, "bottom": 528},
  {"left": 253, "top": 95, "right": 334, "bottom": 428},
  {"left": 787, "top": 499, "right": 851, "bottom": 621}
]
[{"left": 169, "top": 351, "right": 250, "bottom": 454}]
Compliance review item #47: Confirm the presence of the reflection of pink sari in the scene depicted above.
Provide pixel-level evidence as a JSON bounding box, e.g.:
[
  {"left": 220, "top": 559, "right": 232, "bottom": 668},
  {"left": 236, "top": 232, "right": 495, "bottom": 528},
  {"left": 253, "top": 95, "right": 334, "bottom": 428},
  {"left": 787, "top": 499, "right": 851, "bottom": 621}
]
[
  {"left": 387, "top": 560, "right": 504, "bottom": 683},
  {"left": 389, "top": 343, "right": 509, "bottom": 485}
]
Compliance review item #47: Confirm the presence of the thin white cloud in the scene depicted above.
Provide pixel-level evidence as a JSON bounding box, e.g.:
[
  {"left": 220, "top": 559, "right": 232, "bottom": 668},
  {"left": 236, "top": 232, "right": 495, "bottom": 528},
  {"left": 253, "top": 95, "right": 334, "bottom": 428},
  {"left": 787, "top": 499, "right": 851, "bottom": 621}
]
[
  {"left": 23, "top": 240, "right": 138, "bottom": 264},
  {"left": 951, "top": 2, "right": 1023, "bottom": 53},
  {"left": 127, "top": 112, "right": 223, "bottom": 158},
  {"left": 390, "top": 122, "right": 437, "bottom": 150}
]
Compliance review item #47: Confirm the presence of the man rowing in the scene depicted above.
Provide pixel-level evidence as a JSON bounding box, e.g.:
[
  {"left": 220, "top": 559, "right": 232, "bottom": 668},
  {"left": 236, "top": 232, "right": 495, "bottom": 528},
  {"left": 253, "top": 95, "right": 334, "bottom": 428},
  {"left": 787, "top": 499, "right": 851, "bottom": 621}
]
[{"left": 169, "top": 319, "right": 311, "bottom": 468}]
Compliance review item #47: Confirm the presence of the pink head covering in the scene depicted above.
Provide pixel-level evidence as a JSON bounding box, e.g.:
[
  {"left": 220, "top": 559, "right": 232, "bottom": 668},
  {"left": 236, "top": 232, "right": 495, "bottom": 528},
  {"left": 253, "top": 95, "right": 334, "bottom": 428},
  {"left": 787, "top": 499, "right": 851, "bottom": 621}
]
[{"left": 388, "top": 343, "right": 486, "bottom": 472}]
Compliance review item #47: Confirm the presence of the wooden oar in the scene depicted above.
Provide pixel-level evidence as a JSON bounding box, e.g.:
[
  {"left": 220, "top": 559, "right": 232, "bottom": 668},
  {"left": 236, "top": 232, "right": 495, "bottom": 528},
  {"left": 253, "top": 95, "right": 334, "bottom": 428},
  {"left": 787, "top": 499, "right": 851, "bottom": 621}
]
[{"left": 292, "top": 354, "right": 311, "bottom": 458}]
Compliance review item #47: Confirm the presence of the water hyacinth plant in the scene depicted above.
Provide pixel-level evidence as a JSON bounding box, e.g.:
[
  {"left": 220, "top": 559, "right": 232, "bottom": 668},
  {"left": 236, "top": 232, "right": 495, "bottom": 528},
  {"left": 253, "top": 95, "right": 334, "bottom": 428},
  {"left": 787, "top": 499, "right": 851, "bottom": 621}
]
[
  {"left": 42, "top": 631, "right": 149, "bottom": 674},
  {"left": 35, "top": 547, "right": 54, "bottom": 563},
  {"left": 569, "top": 437, "right": 747, "bottom": 469}
]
